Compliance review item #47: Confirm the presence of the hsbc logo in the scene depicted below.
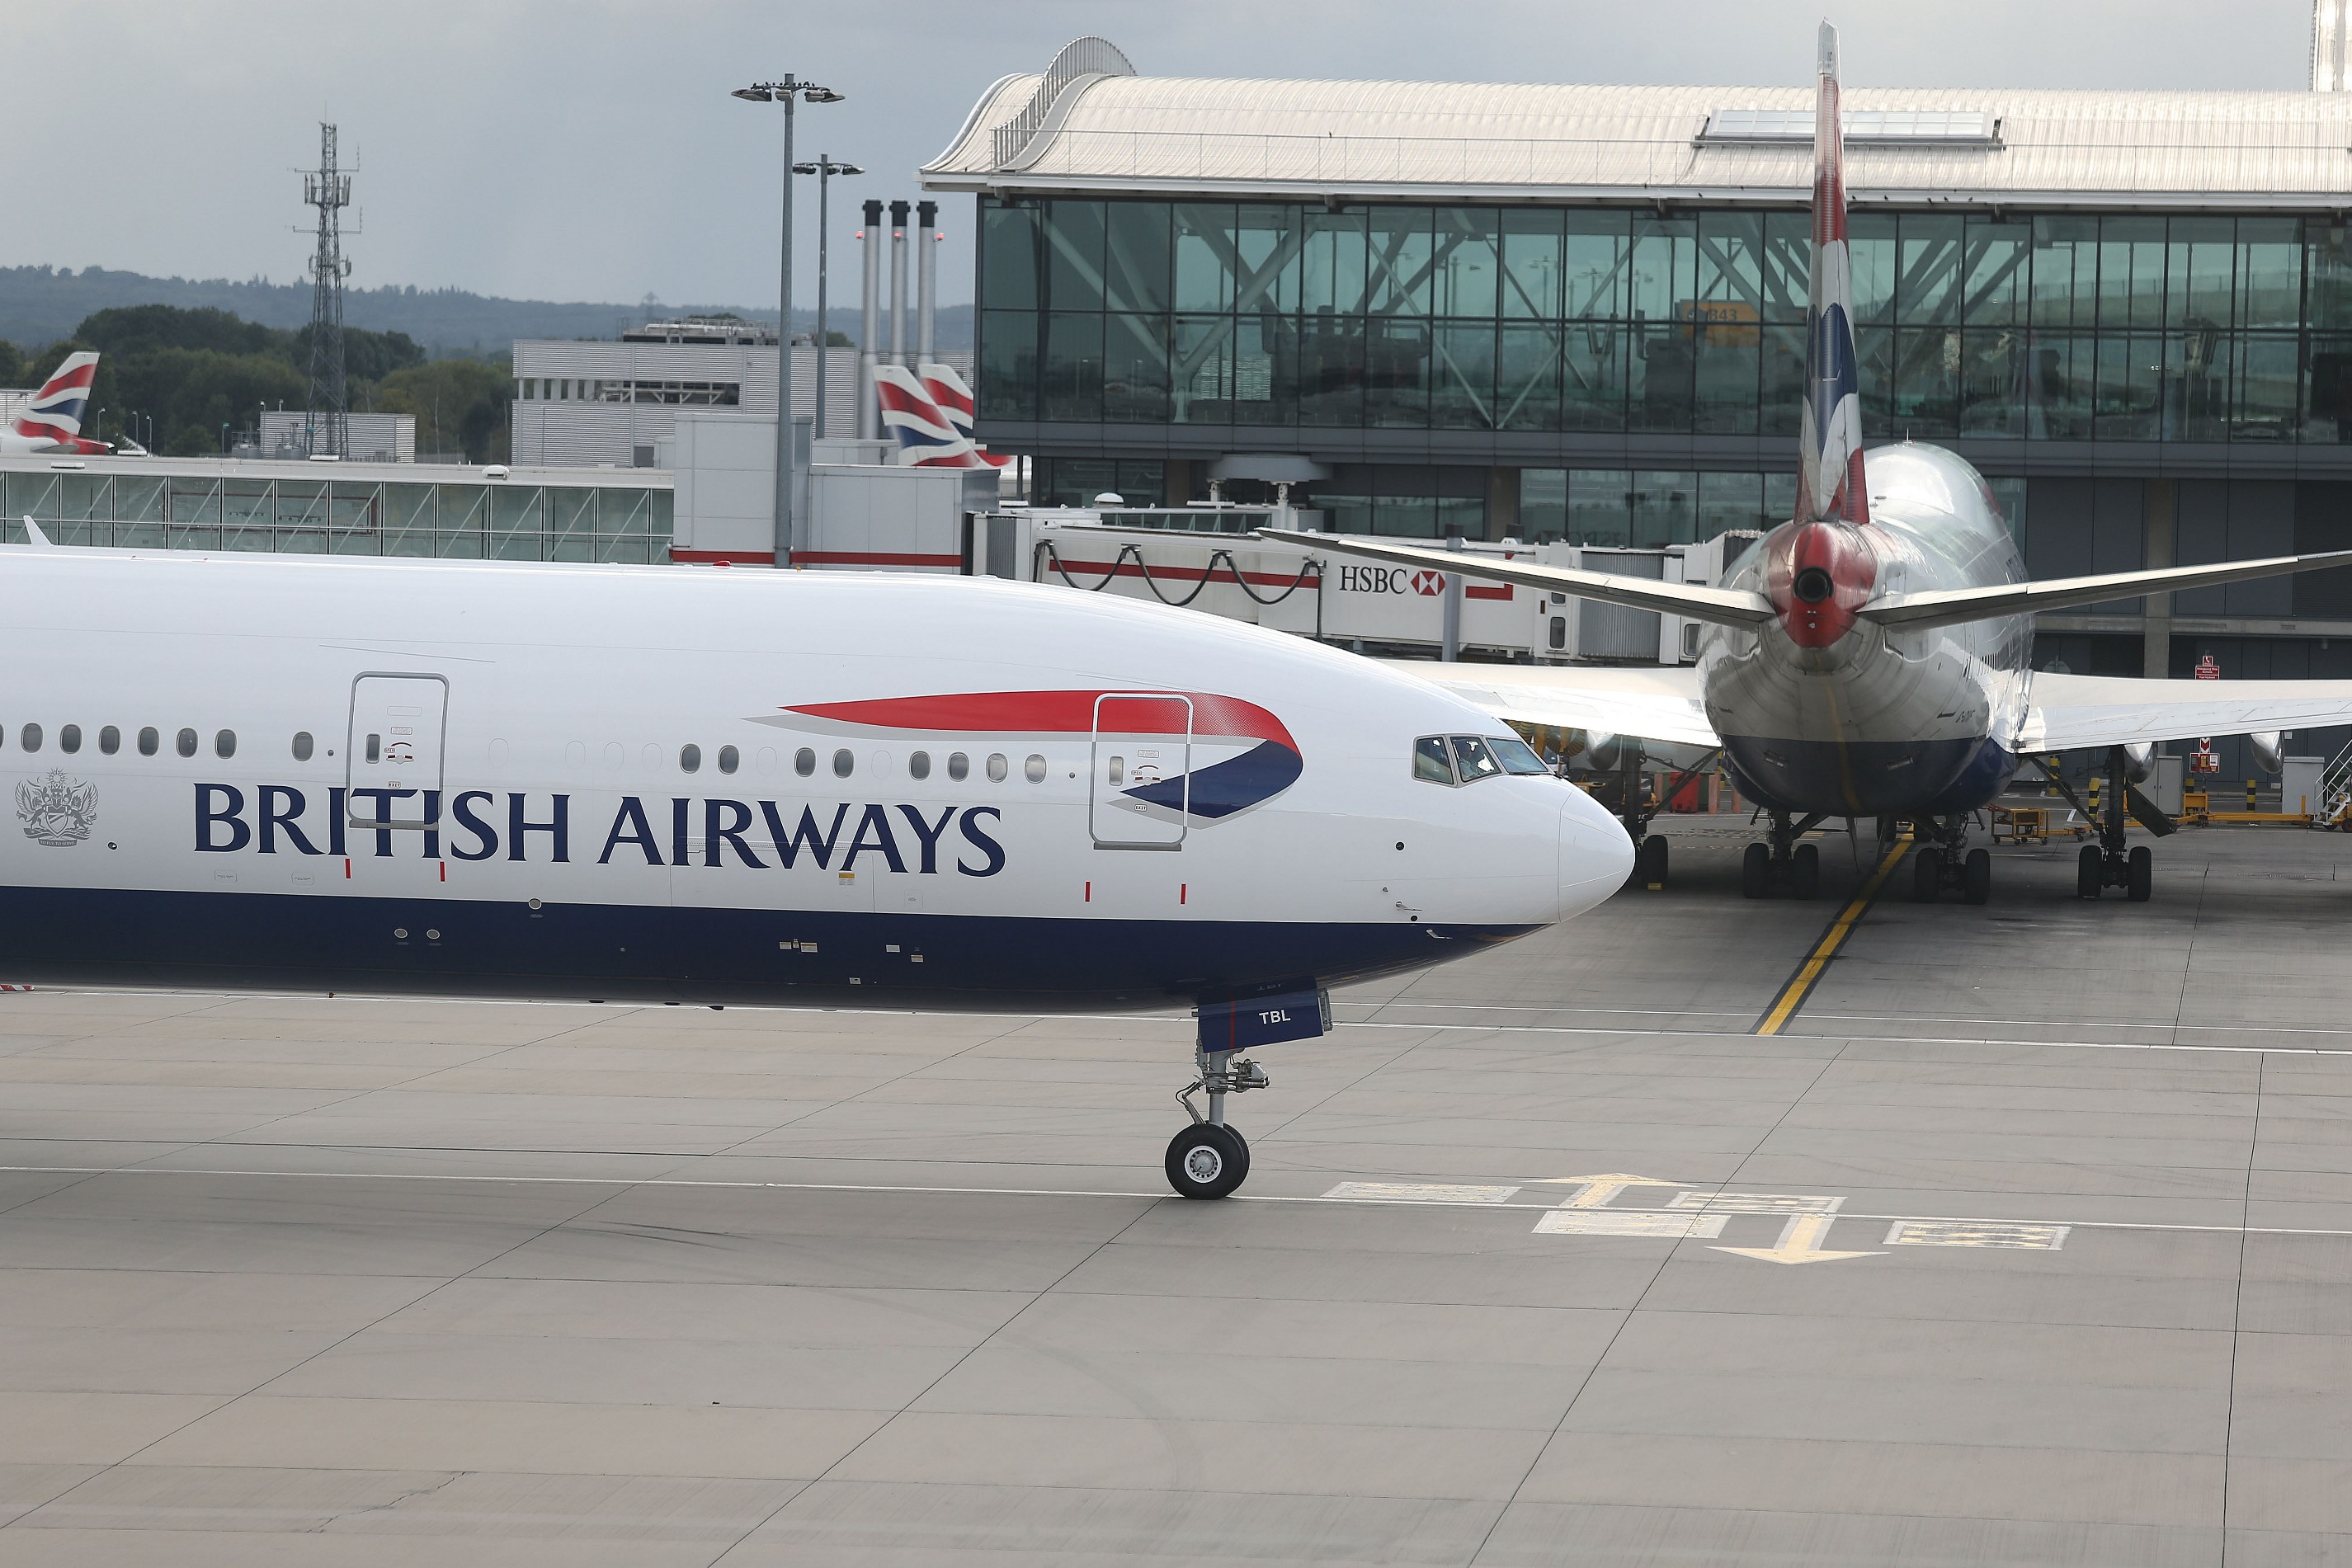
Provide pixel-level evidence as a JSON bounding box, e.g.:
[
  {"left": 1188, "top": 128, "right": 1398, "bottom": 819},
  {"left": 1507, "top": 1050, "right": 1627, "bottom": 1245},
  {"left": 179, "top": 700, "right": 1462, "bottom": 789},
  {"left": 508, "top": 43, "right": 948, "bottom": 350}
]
[{"left": 1336, "top": 564, "right": 1445, "bottom": 596}]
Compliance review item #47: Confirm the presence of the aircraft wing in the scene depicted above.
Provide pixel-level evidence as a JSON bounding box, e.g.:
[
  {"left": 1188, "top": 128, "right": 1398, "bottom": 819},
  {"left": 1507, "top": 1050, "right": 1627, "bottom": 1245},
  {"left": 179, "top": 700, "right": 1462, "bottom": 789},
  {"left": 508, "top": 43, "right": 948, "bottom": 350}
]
[
  {"left": 1383, "top": 660, "right": 1719, "bottom": 749},
  {"left": 2021, "top": 671, "right": 2352, "bottom": 751}
]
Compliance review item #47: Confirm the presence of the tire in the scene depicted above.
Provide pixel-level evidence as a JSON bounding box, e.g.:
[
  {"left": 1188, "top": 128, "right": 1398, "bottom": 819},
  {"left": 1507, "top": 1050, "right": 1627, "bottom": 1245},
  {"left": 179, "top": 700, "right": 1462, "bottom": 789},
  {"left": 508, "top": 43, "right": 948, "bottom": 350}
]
[
  {"left": 2077, "top": 843, "right": 2104, "bottom": 899},
  {"left": 1963, "top": 847, "right": 1991, "bottom": 906},
  {"left": 1789, "top": 842, "right": 1820, "bottom": 899},
  {"left": 1165, "top": 1124, "right": 1246, "bottom": 1199},
  {"left": 1912, "top": 848, "right": 1942, "bottom": 902},
  {"left": 1637, "top": 834, "right": 1670, "bottom": 889},
  {"left": 2127, "top": 845, "right": 2153, "bottom": 902},
  {"left": 1741, "top": 842, "right": 1771, "bottom": 899},
  {"left": 1221, "top": 1124, "right": 1251, "bottom": 1186}
]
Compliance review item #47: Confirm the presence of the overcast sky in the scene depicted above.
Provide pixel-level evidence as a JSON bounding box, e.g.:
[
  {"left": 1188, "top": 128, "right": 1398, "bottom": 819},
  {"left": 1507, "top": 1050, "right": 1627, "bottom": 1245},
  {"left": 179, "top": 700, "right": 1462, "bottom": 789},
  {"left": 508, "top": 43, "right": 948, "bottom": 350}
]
[{"left": 7, "top": 1, "right": 2321, "bottom": 313}]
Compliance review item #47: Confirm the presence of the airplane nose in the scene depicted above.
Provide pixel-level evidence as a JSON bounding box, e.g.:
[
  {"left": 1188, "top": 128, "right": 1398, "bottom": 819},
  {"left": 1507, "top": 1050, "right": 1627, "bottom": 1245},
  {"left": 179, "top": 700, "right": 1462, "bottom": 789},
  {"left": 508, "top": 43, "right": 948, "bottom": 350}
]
[{"left": 1557, "top": 784, "right": 1633, "bottom": 921}]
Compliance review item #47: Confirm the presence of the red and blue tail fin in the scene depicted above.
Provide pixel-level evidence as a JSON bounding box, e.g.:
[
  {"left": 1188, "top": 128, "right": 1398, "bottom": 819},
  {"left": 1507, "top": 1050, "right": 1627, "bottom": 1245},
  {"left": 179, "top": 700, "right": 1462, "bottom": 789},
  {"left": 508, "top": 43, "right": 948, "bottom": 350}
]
[
  {"left": 1799, "top": 22, "right": 1868, "bottom": 527},
  {"left": 14, "top": 351, "right": 97, "bottom": 444}
]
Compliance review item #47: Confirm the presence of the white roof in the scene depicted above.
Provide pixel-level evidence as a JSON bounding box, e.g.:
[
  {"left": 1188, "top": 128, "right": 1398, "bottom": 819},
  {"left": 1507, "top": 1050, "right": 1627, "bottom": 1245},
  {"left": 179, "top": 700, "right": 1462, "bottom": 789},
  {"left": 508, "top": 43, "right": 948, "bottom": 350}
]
[{"left": 924, "top": 75, "right": 2352, "bottom": 209}]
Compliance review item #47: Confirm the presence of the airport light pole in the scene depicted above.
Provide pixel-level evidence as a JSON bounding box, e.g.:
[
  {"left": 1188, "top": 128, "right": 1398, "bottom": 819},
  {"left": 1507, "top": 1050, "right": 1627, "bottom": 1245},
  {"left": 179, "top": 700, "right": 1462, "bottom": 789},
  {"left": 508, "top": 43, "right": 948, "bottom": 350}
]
[
  {"left": 792, "top": 155, "right": 863, "bottom": 443},
  {"left": 732, "top": 77, "right": 844, "bottom": 569}
]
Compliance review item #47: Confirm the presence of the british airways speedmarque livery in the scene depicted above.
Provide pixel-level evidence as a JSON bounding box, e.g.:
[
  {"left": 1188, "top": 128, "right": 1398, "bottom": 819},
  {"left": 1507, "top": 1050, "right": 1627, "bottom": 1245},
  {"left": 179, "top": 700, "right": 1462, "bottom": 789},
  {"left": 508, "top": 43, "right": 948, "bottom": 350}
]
[{"left": 0, "top": 544, "right": 1631, "bottom": 1196}]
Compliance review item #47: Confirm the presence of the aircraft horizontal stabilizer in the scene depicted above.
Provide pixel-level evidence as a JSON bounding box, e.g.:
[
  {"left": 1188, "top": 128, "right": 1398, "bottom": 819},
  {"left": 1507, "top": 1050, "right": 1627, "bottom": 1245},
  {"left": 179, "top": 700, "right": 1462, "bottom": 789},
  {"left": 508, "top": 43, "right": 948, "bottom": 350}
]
[
  {"left": 1255, "top": 529, "right": 1775, "bottom": 629},
  {"left": 1864, "top": 549, "right": 2352, "bottom": 633}
]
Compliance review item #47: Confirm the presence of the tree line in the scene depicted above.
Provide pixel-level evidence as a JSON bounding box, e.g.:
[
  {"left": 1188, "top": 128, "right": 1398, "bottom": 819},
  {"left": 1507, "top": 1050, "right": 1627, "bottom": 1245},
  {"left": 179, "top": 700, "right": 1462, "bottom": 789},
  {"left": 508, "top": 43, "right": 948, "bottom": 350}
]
[{"left": 0, "top": 304, "right": 513, "bottom": 460}]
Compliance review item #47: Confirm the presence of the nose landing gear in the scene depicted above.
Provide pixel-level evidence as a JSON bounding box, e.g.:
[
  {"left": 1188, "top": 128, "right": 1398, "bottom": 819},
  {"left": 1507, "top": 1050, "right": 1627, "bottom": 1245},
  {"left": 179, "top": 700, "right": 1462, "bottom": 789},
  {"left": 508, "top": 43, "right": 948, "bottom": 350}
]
[{"left": 1166, "top": 1048, "right": 1270, "bottom": 1199}]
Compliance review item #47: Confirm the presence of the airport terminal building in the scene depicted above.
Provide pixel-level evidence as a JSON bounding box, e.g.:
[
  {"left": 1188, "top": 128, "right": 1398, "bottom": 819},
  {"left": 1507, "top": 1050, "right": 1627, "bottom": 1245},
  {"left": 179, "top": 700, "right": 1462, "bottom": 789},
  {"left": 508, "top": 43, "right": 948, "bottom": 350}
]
[{"left": 924, "top": 42, "right": 2352, "bottom": 691}]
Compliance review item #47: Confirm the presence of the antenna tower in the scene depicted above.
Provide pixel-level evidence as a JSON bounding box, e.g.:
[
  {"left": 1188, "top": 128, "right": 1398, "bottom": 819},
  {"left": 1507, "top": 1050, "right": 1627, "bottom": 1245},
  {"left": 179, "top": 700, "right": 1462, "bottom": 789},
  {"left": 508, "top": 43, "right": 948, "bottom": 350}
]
[{"left": 299, "top": 124, "right": 354, "bottom": 457}]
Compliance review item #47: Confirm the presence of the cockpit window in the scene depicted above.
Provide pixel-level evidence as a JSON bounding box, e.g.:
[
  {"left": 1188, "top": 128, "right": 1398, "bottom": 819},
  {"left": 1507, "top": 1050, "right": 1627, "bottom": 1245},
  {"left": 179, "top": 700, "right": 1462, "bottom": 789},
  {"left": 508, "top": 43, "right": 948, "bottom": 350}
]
[
  {"left": 1488, "top": 735, "right": 1552, "bottom": 775},
  {"left": 1412, "top": 736, "right": 1455, "bottom": 784},
  {"left": 1449, "top": 736, "right": 1502, "bottom": 782}
]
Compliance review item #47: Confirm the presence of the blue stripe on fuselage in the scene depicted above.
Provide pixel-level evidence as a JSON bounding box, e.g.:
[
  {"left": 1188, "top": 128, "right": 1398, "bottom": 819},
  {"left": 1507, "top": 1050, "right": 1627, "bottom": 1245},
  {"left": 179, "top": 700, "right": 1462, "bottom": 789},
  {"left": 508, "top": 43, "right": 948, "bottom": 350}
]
[
  {"left": 0, "top": 883, "right": 1534, "bottom": 1012},
  {"left": 1723, "top": 734, "right": 2014, "bottom": 819}
]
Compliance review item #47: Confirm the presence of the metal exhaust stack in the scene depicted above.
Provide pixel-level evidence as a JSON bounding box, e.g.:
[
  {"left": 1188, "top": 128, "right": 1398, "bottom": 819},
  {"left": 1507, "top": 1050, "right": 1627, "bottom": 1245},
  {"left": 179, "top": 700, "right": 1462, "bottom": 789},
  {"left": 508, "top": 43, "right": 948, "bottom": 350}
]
[
  {"left": 858, "top": 198, "right": 883, "bottom": 440},
  {"left": 888, "top": 199, "right": 911, "bottom": 370},
  {"left": 916, "top": 198, "right": 938, "bottom": 368}
]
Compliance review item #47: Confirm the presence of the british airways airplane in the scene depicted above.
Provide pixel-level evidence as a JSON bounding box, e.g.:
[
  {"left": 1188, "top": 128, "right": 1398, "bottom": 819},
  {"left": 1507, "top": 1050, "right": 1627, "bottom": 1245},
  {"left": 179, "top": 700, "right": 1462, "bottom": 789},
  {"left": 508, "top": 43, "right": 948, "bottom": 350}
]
[
  {"left": 1278, "top": 22, "right": 2352, "bottom": 909},
  {"left": 0, "top": 539, "right": 1630, "bottom": 1198}
]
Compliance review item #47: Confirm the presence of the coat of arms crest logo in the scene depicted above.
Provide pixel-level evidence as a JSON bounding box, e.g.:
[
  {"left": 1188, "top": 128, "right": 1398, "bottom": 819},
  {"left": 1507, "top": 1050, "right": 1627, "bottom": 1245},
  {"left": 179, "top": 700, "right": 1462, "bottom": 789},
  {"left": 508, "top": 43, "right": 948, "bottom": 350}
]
[{"left": 16, "top": 770, "right": 97, "bottom": 848}]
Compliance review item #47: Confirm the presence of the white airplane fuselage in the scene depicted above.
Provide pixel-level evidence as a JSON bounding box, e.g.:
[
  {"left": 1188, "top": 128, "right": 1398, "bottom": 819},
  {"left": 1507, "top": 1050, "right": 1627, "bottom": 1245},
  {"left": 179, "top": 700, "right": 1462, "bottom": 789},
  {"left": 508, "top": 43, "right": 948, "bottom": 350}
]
[
  {"left": 1704, "top": 443, "right": 2034, "bottom": 819},
  {"left": 0, "top": 549, "right": 1629, "bottom": 1009}
]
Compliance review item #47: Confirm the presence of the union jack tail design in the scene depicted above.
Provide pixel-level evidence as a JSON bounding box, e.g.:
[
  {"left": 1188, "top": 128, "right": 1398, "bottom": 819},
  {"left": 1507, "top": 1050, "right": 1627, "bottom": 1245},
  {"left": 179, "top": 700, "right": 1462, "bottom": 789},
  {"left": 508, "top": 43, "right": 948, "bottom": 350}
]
[
  {"left": 1798, "top": 23, "right": 1868, "bottom": 527},
  {"left": 14, "top": 352, "right": 98, "bottom": 445},
  {"left": 917, "top": 362, "right": 976, "bottom": 439},
  {"left": 875, "top": 364, "right": 1007, "bottom": 469}
]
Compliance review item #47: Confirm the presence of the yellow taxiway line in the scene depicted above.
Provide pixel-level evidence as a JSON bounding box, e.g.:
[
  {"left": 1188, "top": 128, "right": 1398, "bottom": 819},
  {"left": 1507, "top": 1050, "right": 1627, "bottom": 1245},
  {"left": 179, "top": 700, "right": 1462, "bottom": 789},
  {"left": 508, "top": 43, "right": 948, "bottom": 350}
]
[{"left": 1753, "top": 840, "right": 1911, "bottom": 1035}]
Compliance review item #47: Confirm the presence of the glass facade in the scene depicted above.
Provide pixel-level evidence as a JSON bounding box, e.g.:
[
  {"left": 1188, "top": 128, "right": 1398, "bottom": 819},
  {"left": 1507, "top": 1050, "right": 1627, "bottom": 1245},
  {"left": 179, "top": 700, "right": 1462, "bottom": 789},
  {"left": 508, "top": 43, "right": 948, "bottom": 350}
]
[
  {"left": 0, "top": 471, "right": 674, "bottom": 562},
  {"left": 981, "top": 198, "right": 2352, "bottom": 444}
]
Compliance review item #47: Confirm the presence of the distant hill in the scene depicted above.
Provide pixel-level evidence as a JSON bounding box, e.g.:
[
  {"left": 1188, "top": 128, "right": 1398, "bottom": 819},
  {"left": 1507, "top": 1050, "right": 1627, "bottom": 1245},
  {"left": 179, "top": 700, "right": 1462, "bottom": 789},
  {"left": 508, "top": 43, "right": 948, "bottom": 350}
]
[{"left": 0, "top": 265, "right": 972, "bottom": 357}]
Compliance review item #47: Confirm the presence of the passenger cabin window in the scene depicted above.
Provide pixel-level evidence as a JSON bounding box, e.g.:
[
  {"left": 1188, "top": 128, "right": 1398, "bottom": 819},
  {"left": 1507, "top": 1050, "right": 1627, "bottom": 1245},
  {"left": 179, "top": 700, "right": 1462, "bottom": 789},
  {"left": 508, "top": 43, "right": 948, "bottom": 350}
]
[
  {"left": 717, "top": 744, "right": 739, "bottom": 775},
  {"left": 909, "top": 751, "right": 931, "bottom": 780},
  {"left": 1413, "top": 736, "right": 1454, "bottom": 784},
  {"left": 947, "top": 751, "right": 969, "bottom": 781},
  {"left": 794, "top": 747, "right": 815, "bottom": 777},
  {"left": 177, "top": 728, "right": 197, "bottom": 759},
  {"left": 1449, "top": 736, "right": 1501, "bottom": 782},
  {"left": 292, "top": 731, "right": 313, "bottom": 762},
  {"left": 59, "top": 724, "right": 80, "bottom": 755},
  {"left": 215, "top": 730, "right": 236, "bottom": 760},
  {"left": 832, "top": 748, "right": 854, "bottom": 779},
  {"left": 1025, "top": 754, "right": 1047, "bottom": 783},
  {"left": 365, "top": 733, "right": 381, "bottom": 764},
  {"left": 138, "top": 727, "right": 158, "bottom": 757},
  {"left": 1107, "top": 755, "right": 1125, "bottom": 785},
  {"left": 98, "top": 725, "right": 119, "bottom": 756},
  {"left": 986, "top": 752, "right": 1008, "bottom": 782},
  {"left": 20, "top": 723, "right": 40, "bottom": 753},
  {"left": 680, "top": 743, "right": 701, "bottom": 774}
]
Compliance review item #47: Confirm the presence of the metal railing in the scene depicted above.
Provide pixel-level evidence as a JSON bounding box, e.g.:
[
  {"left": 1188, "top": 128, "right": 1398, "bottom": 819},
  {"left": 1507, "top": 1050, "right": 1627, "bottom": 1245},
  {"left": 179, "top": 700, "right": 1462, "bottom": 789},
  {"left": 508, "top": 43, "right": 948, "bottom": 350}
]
[{"left": 991, "top": 35, "right": 1135, "bottom": 169}]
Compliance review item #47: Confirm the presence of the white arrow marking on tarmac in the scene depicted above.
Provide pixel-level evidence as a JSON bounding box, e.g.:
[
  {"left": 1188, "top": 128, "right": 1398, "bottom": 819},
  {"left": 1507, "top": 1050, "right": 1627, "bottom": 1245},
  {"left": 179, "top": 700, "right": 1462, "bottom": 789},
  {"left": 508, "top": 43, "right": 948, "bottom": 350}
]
[
  {"left": 1533, "top": 1174, "right": 1687, "bottom": 1209},
  {"left": 1710, "top": 1212, "right": 1885, "bottom": 1265}
]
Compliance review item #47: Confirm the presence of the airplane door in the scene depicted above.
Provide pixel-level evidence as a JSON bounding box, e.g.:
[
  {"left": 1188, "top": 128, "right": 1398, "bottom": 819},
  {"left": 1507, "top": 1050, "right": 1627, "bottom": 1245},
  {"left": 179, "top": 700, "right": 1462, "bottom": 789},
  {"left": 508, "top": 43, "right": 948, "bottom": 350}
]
[
  {"left": 1091, "top": 693, "right": 1190, "bottom": 850},
  {"left": 347, "top": 673, "right": 449, "bottom": 831}
]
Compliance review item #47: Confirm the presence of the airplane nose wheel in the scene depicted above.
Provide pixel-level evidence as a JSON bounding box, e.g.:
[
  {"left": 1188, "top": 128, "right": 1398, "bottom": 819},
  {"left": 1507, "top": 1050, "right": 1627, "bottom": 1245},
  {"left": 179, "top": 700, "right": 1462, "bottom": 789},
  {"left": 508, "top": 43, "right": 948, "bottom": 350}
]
[
  {"left": 1167, "top": 1048, "right": 1268, "bottom": 1199},
  {"left": 1165, "top": 1124, "right": 1248, "bottom": 1199}
]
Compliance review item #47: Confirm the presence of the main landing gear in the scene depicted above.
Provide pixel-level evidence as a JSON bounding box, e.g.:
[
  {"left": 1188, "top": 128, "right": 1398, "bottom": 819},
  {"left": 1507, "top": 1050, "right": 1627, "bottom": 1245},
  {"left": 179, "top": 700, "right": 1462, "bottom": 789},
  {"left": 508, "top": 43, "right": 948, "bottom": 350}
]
[
  {"left": 1604, "top": 744, "right": 1723, "bottom": 892},
  {"left": 1165, "top": 1047, "right": 1270, "bottom": 1199},
  {"left": 1909, "top": 816, "right": 1992, "bottom": 906},
  {"left": 1740, "top": 810, "right": 1828, "bottom": 899},
  {"left": 2034, "top": 747, "right": 2172, "bottom": 902}
]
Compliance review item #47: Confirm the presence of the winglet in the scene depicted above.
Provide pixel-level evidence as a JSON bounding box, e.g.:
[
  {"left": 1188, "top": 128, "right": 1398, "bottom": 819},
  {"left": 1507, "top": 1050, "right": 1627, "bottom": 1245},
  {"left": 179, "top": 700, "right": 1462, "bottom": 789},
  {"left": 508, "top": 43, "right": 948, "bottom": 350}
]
[{"left": 20, "top": 516, "right": 50, "bottom": 549}]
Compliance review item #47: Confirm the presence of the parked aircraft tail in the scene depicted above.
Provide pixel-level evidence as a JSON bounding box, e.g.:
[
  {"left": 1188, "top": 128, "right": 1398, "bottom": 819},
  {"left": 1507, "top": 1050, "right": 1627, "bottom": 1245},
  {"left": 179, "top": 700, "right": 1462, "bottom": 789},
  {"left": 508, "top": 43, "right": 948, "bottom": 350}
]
[
  {"left": 1801, "top": 21, "right": 1866, "bottom": 528},
  {"left": 14, "top": 352, "right": 99, "bottom": 445}
]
